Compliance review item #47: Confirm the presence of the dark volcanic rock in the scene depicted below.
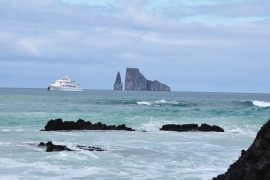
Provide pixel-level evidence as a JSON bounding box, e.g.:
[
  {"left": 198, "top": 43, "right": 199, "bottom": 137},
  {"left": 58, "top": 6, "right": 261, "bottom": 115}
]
[
  {"left": 42, "top": 118, "right": 135, "bottom": 131},
  {"left": 44, "top": 118, "right": 64, "bottom": 131},
  {"left": 160, "top": 124, "right": 199, "bottom": 132},
  {"left": 213, "top": 120, "right": 270, "bottom": 180},
  {"left": 38, "top": 141, "right": 105, "bottom": 152},
  {"left": 42, "top": 141, "right": 72, "bottom": 152},
  {"left": 199, "top": 123, "right": 224, "bottom": 132},
  {"left": 125, "top": 68, "right": 170, "bottom": 91},
  {"left": 160, "top": 123, "right": 224, "bottom": 132},
  {"left": 114, "top": 71, "right": 123, "bottom": 90}
]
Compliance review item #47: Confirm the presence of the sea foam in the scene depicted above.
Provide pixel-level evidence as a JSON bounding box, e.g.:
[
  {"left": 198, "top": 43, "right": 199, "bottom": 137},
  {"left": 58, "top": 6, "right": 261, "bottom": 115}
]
[
  {"left": 252, "top": 100, "right": 270, "bottom": 107},
  {"left": 137, "top": 99, "right": 192, "bottom": 107},
  {"left": 137, "top": 101, "right": 152, "bottom": 106}
]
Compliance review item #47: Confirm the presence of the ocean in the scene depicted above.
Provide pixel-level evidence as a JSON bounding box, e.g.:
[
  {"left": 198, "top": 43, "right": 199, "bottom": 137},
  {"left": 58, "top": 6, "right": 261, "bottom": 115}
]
[{"left": 0, "top": 88, "right": 270, "bottom": 180}]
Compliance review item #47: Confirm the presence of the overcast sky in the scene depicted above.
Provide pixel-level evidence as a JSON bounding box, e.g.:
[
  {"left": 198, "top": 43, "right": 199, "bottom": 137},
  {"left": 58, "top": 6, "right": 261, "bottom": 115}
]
[{"left": 0, "top": 0, "right": 269, "bottom": 93}]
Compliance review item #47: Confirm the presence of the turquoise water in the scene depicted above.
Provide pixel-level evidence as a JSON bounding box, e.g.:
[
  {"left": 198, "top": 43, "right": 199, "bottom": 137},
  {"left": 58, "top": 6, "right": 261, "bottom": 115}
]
[{"left": 0, "top": 88, "right": 270, "bottom": 179}]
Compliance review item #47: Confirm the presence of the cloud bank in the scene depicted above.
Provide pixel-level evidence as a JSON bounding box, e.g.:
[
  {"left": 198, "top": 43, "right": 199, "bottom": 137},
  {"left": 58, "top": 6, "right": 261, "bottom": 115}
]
[{"left": 0, "top": 0, "right": 269, "bottom": 92}]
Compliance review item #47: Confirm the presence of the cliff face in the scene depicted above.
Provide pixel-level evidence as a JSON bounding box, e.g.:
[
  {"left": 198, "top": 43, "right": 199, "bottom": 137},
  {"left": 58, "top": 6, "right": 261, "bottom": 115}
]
[
  {"left": 114, "top": 71, "right": 122, "bottom": 90},
  {"left": 125, "top": 68, "right": 170, "bottom": 91},
  {"left": 213, "top": 120, "right": 270, "bottom": 180},
  {"left": 125, "top": 68, "right": 147, "bottom": 90}
]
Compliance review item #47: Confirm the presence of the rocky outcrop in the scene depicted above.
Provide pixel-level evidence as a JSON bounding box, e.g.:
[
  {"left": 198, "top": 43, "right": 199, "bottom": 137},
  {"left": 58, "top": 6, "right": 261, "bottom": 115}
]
[
  {"left": 38, "top": 141, "right": 105, "bottom": 152},
  {"left": 125, "top": 68, "right": 147, "bottom": 90},
  {"left": 147, "top": 80, "right": 170, "bottom": 91},
  {"left": 125, "top": 68, "right": 170, "bottom": 91},
  {"left": 114, "top": 71, "right": 122, "bottom": 90},
  {"left": 160, "top": 123, "right": 224, "bottom": 132},
  {"left": 213, "top": 120, "right": 270, "bottom": 180},
  {"left": 41, "top": 118, "right": 135, "bottom": 131},
  {"left": 199, "top": 123, "right": 224, "bottom": 132}
]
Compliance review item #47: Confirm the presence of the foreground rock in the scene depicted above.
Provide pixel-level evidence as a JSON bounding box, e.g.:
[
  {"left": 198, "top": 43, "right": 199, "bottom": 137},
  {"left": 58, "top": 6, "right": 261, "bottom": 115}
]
[
  {"left": 125, "top": 68, "right": 170, "bottom": 91},
  {"left": 160, "top": 123, "right": 224, "bottom": 132},
  {"left": 213, "top": 120, "right": 270, "bottom": 180},
  {"left": 41, "top": 118, "right": 135, "bottom": 131},
  {"left": 38, "top": 141, "right": 105, "bottom": 152},
  {"left": 114, "top": 71, "right": 123, "bottom": 90}
]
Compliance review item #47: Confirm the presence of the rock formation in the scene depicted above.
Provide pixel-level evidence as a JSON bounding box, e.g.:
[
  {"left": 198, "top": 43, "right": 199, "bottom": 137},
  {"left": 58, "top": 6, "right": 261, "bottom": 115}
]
[
  {"left": 114, "top": 71, "right": 122, "bottom": 90},
  {"left": 125, "top": 68, "right": 170, "bottom": 91},
  {"left": 160, "top": 123, "right": 224, "bottom": 132},
  {"left": 147, "top": 80, "right": 171, "bottom": 91},
  {"left": 125, "top": 68, "right": 147, "bottom": 90},
  {"left": 41, "top": 118, "right": 135, "bottom": 131},
  {"left": 38, "top": 141, "right": 105, "bottom": 152},
  {"left": 213, "top": 120, "right": 270, "bottom": 180}
]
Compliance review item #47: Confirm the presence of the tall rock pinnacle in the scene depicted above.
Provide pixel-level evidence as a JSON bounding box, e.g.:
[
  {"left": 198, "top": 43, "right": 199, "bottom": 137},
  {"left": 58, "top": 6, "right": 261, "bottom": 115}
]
[{"left": 114, "top": 71, "right": 122, "bottom": 90}]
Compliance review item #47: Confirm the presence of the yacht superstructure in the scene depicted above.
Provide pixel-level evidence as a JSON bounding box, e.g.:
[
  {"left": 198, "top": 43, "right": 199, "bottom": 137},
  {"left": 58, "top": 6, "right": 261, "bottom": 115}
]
[{"left": 47, "top": 76, "right": 83, "bottom": 91}]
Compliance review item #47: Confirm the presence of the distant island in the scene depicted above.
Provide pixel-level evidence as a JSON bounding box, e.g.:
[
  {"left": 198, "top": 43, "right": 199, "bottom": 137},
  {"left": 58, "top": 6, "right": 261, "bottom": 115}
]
[{"left": 114, "top": 68, "right": 170, "bottom": 91}]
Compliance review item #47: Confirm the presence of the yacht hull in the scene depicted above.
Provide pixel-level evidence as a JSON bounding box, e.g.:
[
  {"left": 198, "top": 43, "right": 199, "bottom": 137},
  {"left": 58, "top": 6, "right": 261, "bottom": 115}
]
[{"left": 47, "top": 85, "right": 83, "bottom": 91}]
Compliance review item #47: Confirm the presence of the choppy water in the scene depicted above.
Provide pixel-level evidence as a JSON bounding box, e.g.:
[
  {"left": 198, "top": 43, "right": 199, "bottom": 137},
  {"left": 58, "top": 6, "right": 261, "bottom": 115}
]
[{"left": 0, "top": 88, "right": 270, "bottom": 180}]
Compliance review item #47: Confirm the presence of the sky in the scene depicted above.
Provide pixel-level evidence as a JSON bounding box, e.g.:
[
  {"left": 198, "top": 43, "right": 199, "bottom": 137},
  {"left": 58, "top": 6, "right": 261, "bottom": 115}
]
[{"left": 0, "top": 0, "right": 270, "bottom": 93}]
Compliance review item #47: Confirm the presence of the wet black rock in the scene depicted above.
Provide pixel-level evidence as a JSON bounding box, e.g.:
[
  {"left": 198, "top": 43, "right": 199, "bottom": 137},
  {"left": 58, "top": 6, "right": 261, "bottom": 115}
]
[
  {"left": 41, "top": 118, "right": 135, "bottom": 131},
  {"left": 159, "top": 123, "right": 224, "bottom": 132},
  {"left": 160, "top": 124, "right": 198, "bottom": 131},
  {"left": 213, "top": 120, "right": 270, "bottom": 180},
  {"left": 199, "top": 123, "right": 224, "bottom": 132},
  {"left": 38, "top": 141, "right": 105, "bottom": 152},
  {"left": 38, "top": 141, "right": 72, "bottom": 152}
]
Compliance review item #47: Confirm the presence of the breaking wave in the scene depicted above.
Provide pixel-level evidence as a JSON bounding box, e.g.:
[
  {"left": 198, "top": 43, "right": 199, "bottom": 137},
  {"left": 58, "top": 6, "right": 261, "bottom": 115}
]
[
  {"left": 85, "top": 99, "right": 196, "bottom": 107},
  {"left": 90, "top": 99, "right": 138, "bottom": 106},
  {"left": 252, "top": 100, "right": 270, "bottom": 108},
  {"left": 137, "top": 100, "right": 196, "bottom": 107},
  {"left": 238, "top": 100, "right": 270, "bottom": 108}
]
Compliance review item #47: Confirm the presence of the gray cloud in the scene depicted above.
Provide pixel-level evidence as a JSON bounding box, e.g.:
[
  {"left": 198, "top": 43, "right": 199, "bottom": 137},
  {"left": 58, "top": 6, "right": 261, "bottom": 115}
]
[
  {"left": 0, "top": 0, "right": 269, "bottom": 92},
  {"left": 153, "top": 0, "right": 270, "bottom": 20}
]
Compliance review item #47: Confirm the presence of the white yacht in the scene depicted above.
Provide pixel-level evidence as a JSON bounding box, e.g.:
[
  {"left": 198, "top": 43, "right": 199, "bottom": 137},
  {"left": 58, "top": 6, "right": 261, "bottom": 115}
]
[{"left": 47, "top": 76, "right": 83, "bottom": 91}]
